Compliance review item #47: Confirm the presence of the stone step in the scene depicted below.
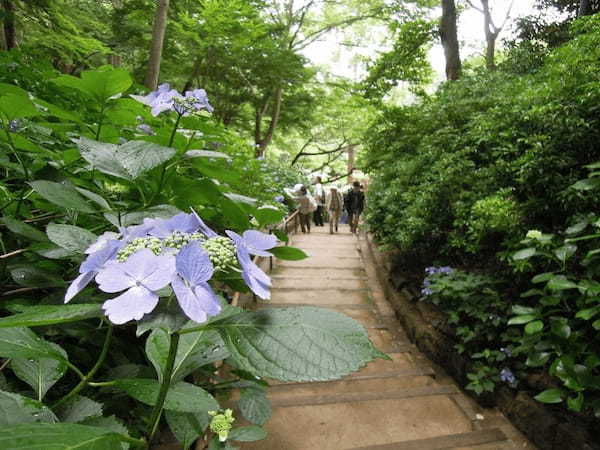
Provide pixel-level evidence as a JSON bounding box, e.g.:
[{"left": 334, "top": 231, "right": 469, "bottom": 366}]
[
  {"left": 270, "top": 288, "right": 370, "bottom": 305},
  {"left": 277, "top": 256, "right": 362, "bottom": 269},
  {"left": 256, "top": 302, "right": 373, "bottom": 310},
  {"left": 349, "top": 428, "right": 510, "bottom": 450},
  {"left": 267, "top": 374, "right": 438, "bottom": 403},
  {"left": 294, "top": 247, "right": 361, "bottom": 257},
  {"left": 271, "top": 267, "right": 366, "bottom": 279},
  {"left": 255, "top": 303, "right": 381, "bottom": 327},
  {"left": 241, "top": 393, "right": 472, "bottom": 449},
  {"left": 272, "top": 277, "right": 367, "bottom": 290}
]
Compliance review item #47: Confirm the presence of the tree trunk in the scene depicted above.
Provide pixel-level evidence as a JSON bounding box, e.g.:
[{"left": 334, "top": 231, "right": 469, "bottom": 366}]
[
  {"left": 347, "top": 145, "right": 356, "bottom": 184},
  {"left": 485, "top": 34, "right": 496, "bottom": 70},
  {"left": 440, "top": 0, "right": 461, "bottom": 80},
  {"left": 578, "top": 0, "right": 593, "bottom": 16},
  {"left": 2, "top": 0, "right": 17, "bottom": 50},
  {"left": 255, "top": 88, "right": 283, "bottom": 157},
  {"left": 144, "top": 0, "right": 170, "bottom": 91}
]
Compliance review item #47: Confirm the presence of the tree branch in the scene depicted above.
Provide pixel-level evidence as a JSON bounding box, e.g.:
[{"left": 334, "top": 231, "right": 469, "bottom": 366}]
[{"left": 323, "top": 168, "right": 355, "bottom": 184}]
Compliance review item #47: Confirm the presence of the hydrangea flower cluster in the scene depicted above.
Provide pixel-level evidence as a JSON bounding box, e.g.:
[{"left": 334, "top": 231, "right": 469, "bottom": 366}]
[
  {"left": 208, "top": 409, "right": 235, "bottom": 442},
  {"left": 499, "top": 368, "right": 516, "bottom": 384},
  {"left": 64, "top": 211, "right": 277, "bottom": 325},
  {"left": 421, "top": 266, "right": 454, "bottom": 297},
  {"left": 131, "top": 83, "right": 214, "bottom": 117}
]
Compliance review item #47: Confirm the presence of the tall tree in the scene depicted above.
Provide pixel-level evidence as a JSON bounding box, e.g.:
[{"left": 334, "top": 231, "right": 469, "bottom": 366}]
[
  {"left": 144, "top": 0, "right": 169, "bottom": 90},
  {"left": 466, "top": 0, "right": 514, "bottom": 70},
  {"left": 1, "top": 0, "right": 17, "bottom": 49},
  {"left": 440, "top": 0, "right": 461, "bottom": 80},
  {"left": 578, "top": 0, "right": 600, "bottom": 15}
]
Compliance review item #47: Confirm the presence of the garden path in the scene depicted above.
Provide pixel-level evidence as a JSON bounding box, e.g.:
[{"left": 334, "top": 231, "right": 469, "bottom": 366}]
[{"left": 243, "top": 225, "right": 534, "bottom": 450}]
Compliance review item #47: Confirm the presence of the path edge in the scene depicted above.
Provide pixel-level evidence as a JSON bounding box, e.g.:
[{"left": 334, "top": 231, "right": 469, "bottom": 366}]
[{"left": 362, "top": 232, "right": 599, "bottom": 450}]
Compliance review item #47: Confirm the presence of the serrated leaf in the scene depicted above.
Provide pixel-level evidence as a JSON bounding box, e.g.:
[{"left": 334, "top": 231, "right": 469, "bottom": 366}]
[
  {"left": 525, "top": 320, "right": 544, "bottom": 335},
  {"left": 166, "top": 410, "right": 209, "bottom": 450},
  {"left": 75, "top": 138, "right": 175, "bottom": 180},
  {"left": 29, "top": 180, "right": 95, "bottom": 213},
  {"left": 29, "top": 242, "right": 76, "bottom": 259},
  {"left": 270, "top": 246, "right": 308, "bottom": 261},
  {"left": 238, "top": 388, "right": 271, "bottom": 425},
  {"left": 0, "top": 390, "right": 57, "bottom": 426},
  {"left": 534, "top": 388, "right": 563, "bottom": 403},
  {"left": 171, "top": 327, "right": 229, "bottom": 382},
  {"left": 513, "top": 247, "right": 537, "bottom": 260},
  {"left": 80, "top": 416, "right": 130, "bottom": 450},
  {"left": 0, "top": 422, "right": 130, "bottom": 450},
  {"left": 0, "top": 327, "right": 67, "bottom": 362},
  {"left": 508, "top": 314, "right": 537, "bottom": 325},
  {"left": 0, "top": 304, "right": 102, "bottom": 329},
  {"left": 113, "top": 379, "right": 218, "bottom": 412},
  {"left": 554, "top": 245, "right": 577, "bottom": 263},
  {"left": 229, "top": 425, "right": 267, "bottom": 442},
  {"left": 547, "top": 276, "right": 578, "bottom": 291},
  {"left": 214, "top": 307, "right": 386, "bottom": 382},
  {"left": 11, "top": 342, "right": 67, "bottom": 400},
  {"left": 46, "top": 223, "right": 97, "bottom": 254},
  {"left": 56, "top": 395, "right": 103, "bottom": 423},
  {"left": 10, "top": 265, "right": 64, "bottom": 288},
  {"left": 54, "top": 67, "right": 132, "bottom": 103},
  {"left": 1, "top": 216, "right": 48, "bottom": 242}
]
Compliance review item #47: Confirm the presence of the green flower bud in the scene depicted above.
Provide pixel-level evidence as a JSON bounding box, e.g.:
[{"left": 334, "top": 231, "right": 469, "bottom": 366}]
[{"left": 208, "top": 409, "right": 235, "bottom": 442}]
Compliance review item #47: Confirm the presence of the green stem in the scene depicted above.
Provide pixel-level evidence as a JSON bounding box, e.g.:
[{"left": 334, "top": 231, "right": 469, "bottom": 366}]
[
  {"left": 2, "top": 120, "right": 29, "bottom": 181},
  {"left": 150, "top": 114, "right": 182, "bottom": 205},
  {"left": 52, "top": 324, "right": 113, "bottom": 409},
  {"left": 95, "top": 103, "right": 106, "bottom": 140},
  {"left": 146, "top": 333, "right": 180, "bottom": 442}
]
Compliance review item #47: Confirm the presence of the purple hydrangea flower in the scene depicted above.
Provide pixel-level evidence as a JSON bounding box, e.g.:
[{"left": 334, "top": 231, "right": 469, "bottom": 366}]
[
  {"left": 172, "top": 242, "right": 221, "bottom": 323},
  {"left": 421, "top": 287, "right": 433, "bottom": 297},
  {"left": 137, "top": 124, "right": 154, "bottom": 135},
  {"left": 274, "top": 195, "right": 285, "bottom": 203},
  {"left": 64, "top": 239, "right": 122, "bottom": 303},
  {"left": 500, "top": 368, "right": 516, "bottom": 384},
  {"left": 226, "top": 230, "right": 277, "bottom": 299},
  {"left": 191, "top": 209, "right": 218, "bottom": 238},
  {"left": 184, "top": 88, "right": 214, "bottom": 113},
  {"left": 145, "top": 212, "right": 202, "bottom": 238},
  {"left": 96, "top": 249, "right": 175, "bottom": 324}
]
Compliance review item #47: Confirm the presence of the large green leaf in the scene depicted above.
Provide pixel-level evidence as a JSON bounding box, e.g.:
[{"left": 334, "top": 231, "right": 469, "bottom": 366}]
[
  {"left": 229, "top": 425, "right": 267, "bottom": 442},
  {"left": 75, "top": 138, "right": 176, "bottom": 180},
  {"left": 1, "top": 216, "right": 48, "bottom": 242},
  {"left": 53, "top": 67, "right": 132, "bottom": 103},
  {"left": 11, "top": 342, "right": 67, "bottom": 400},
  {"left": 270, "top": 246, "right": 307, "bottom": 261},
  {"left": 0, "top": 327, "right": 68, "bottom": 362},
  {"left": 547, "top": 276, "right": 578, "bottom": 291},
  {"left": 534, "top": 388, "right": 563, "bottom": 404},
  {"left": 29, "top": 180, "right": 95, "bottom": 213},
  {"left": 0, "top": 390, "right": 57, "bottom": 426},
  {"left": 0, "top": 423, "right": 130, "bottom": 450},
  {"left": 213, "top": 307, "right": 386, "bottom": 382},
  {"left": 253, "top": 207, "right": 285, "bottom": 227},
  {"left": 0, "top": 94, "right": 40, "bottom": 120},
  {"left": 10, "top": 265, "right": 64, "bottom": 288},
  {"left": 238, "top": 388, "right": 271, "bottom": 425},
  {"left": 145, "top": 329, "right": 171, "bottom": 383},
  {"left": 512, "top": 247, "right": 537, "bottom": 260},
  {"left": 56, "top": 395, "right": 103, "bottom": 423},
  {"left": 166, "top": 410, "right": 209, "bottom": 450},
  {"left": 0, "top": 304, "right": 103, "bottom": 328},
  {"left": 46, "top": 223, "right": 97, "bottom": 254},
  {"left": 113, "top": 379, "right": 218, "bottom": 413}
]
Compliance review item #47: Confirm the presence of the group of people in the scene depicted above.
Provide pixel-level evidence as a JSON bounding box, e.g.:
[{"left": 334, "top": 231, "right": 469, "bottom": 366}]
[{"left": 285, "top": 177, "right": 365, "bottom": 235}]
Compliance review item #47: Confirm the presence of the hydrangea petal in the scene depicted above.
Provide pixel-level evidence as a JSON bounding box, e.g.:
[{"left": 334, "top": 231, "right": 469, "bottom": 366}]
[
  {"left": 102, "top": 286, "right": 159, "bottom": 325},
  {"left": 241, "top": 269, "right": 271, "bottom": 300},
  {"left": 242, "top": 230, "right": 277, "bottom": 253},
  {"left": 64, "top": 272, "right": 96, "bottom": 303},
  {"left": 137, "top": 254, "right": 176, "bottom": 291},
  {"left": 172, "top": 277, "right": 221, "bottom": 323},
  {"left": 96, "top": 262, "right": 136, "bottom": 293},
  {"left": 176, "top": 242, "right": 213, "bottom": 285},
  {"left": 191, "top": 209, "right": 218, "bottom": 238},
  {"left": 80, "top": 240, "right": 121, "bottom": 274}
]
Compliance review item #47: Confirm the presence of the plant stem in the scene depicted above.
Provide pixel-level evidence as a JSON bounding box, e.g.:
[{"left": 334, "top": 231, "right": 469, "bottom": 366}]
[
  {"left": 150, "top": 113, "right": 181, "bottom": 204},
  {"left": 52, "top": 324, "right": 113, "bottom": 409},
  {"left": 146, "top": 332, "right": 180, "bottom": 442}
]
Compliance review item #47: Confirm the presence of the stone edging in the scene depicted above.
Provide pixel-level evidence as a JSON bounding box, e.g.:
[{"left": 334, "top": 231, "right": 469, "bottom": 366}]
[{"left": 363, "top": 233, "right": 599, "bottom": 450}]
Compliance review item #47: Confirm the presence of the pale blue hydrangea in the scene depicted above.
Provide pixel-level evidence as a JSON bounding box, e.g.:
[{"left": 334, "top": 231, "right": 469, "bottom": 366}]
[
  {"left": 500, "top": 368, "right": 516, "bottom": 384},
  {"left": 131, "top": 83, "right": 214, "bottom": 117},
  {"left": 64, "top": 211, "right": 277, "bottom": 324}
]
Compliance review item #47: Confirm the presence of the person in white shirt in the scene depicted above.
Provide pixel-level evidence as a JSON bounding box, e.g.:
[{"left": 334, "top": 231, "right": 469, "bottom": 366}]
[
  {"left": 326, "top": 185, "right": 344, "bottom": 234},
  {"left": 312, "top": 176, "right": 325, "bottom": 227}
]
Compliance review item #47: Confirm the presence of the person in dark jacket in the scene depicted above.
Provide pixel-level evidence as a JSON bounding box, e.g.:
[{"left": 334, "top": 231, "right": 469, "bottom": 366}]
[{"left": 345, "top": 181, "right": 364, "bottom": 234}]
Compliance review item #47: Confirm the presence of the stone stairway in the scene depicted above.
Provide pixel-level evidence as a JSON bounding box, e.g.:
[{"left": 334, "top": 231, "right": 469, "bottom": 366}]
[{"left": 243, "top": 225, "right": 535, "bottom": 450}]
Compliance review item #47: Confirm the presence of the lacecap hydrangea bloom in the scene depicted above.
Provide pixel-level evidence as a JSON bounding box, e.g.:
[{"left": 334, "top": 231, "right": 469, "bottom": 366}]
[
  {"left": 64, "top": 211, "right": 277, "bottom": 325},
  {"left": 131, "top": 83, "right": 214, "bottom": 117}
]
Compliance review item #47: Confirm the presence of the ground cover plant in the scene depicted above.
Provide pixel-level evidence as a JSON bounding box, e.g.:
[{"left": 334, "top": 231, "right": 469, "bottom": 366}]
[
  {"left": 363, "top": 14, "right": 600, "bottom": 420},
  {"left": 0, "top": 66, "right": 386, "bottom": 449}
]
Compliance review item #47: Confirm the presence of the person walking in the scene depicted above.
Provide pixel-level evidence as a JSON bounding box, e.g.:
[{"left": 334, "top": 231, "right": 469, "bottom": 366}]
[
  {"left": 346, "top": 181, "right": 365, "bottom": 234},
  {"left": 326, "top": 185, "right": 344, "bottom": 234},
  {"left": 313, "top": 176, "right": 325, "bottom": 227},
  {"left": 285, "top": 185, "right": 314, "bottom": 233}
]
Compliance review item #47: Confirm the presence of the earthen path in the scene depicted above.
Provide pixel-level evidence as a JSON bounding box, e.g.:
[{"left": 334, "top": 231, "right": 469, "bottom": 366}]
[{"left": 246, "top": 225, "right": 534, "bottom": 450}]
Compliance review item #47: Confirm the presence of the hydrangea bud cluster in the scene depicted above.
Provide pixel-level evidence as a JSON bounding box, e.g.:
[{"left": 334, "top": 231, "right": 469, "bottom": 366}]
[
  {"left": 208, "top": 409, "right": 235, "bottom": 442},
  {"left": 64, "top": 210, "right": 278, "bottom": 325},
  {"left": 201, "top": 236, "right": 237, "bottom": 272},
  {"left": 421, "top": 266, "right": 454, "bottom": 297}
]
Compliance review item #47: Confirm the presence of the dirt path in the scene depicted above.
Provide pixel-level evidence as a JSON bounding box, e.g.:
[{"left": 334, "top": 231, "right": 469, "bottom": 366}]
[{"left": 245, "top": 225, "right": 534, "bottom": 450}]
